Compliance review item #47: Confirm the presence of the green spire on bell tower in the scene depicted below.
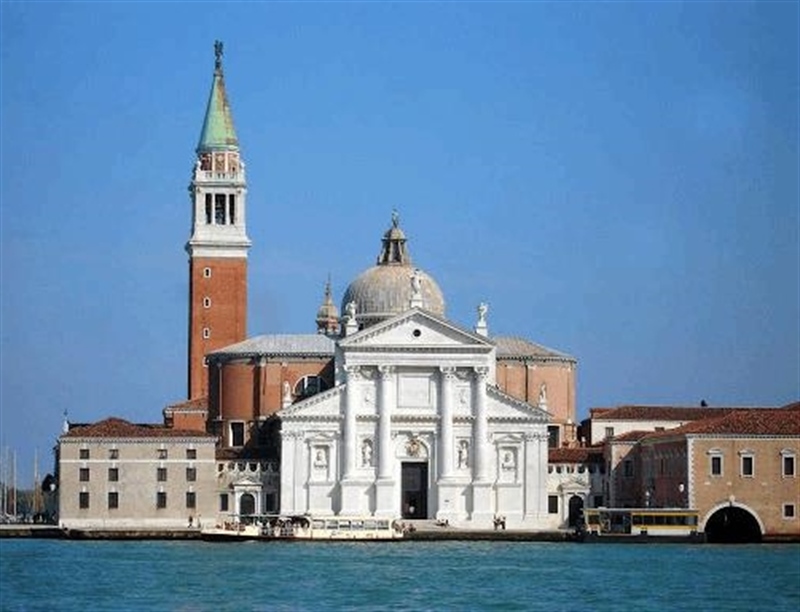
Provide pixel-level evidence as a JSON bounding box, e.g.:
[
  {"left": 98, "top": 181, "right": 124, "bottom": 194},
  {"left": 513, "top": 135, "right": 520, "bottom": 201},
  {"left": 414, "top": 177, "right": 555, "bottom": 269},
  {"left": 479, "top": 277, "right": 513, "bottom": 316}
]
[{"left": 197, "top": 40, "right": 239, "bottom": 152}]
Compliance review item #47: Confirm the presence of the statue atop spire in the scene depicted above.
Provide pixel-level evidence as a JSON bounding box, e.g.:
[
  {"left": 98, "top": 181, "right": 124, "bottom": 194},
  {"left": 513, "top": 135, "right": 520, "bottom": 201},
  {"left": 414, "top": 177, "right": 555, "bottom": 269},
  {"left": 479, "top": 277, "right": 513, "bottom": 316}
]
[{"left": 214, "top": 40, "right": 224, "bottom": 72}]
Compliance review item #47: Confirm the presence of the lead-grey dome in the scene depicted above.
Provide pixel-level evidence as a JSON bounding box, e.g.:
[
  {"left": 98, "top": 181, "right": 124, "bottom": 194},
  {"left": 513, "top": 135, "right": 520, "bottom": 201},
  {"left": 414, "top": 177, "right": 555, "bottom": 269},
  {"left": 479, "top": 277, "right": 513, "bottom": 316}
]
[{"left": 341, "top": 215, "right": 445, "bottom": 328}]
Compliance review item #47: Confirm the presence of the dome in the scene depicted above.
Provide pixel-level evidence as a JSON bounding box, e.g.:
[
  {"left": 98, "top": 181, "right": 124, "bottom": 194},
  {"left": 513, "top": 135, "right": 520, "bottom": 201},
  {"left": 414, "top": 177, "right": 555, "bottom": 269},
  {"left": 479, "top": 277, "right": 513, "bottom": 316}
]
[{"left": 341, "top": 214, "right": 446, "bottom": 328}]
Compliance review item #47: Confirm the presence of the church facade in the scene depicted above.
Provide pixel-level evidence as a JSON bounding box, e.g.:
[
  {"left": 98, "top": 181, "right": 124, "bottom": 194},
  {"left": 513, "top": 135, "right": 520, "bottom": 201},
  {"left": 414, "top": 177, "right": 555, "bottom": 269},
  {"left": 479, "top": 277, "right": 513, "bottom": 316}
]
[{"left": 57, "top": 44, "right": 578, "bottom": 530}]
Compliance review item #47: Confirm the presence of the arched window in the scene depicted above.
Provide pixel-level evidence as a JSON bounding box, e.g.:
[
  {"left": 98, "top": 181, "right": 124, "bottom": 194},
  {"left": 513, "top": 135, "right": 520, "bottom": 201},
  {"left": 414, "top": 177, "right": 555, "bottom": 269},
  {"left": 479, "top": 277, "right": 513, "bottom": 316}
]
[{"left": 294, "top": 375, "right": 328, "bottom": 399}]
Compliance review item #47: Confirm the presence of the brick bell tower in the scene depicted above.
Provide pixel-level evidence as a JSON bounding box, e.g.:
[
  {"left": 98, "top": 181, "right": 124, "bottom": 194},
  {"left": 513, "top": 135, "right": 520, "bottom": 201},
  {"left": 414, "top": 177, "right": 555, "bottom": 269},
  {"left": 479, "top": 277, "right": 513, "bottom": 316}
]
[{"left": 186, "top": 41, "right": 250, "bottom": 399}]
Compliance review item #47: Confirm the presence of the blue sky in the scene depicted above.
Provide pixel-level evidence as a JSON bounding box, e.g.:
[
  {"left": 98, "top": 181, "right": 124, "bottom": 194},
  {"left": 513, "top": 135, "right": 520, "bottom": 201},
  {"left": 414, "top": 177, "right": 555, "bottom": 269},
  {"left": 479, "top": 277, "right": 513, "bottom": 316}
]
[{"left": 1, "top": 1, "right": 798, "bottom": 483}]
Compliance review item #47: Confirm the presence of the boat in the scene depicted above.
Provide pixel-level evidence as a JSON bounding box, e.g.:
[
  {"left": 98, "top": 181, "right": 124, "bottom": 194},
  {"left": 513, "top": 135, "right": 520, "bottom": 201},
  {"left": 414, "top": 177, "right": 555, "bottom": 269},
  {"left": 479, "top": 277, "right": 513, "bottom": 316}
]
[
  {"left": 201, "top": 514, "right": 405, "bottom": 541},
  {"left": 576, "top": 507, "right": 705, "bottom": 543}
]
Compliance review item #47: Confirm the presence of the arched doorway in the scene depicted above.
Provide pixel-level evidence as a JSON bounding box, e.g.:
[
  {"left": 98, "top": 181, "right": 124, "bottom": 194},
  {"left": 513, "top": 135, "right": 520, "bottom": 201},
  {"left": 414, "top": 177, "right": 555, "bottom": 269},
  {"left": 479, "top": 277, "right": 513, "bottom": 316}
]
[
  {"left": 239, "top": 492, "right": 256, "bottom": 516},
  {"left": 705, "top": 506, "right": 762, "bottom": 543},
  {"left": 567, "top": 495, "right": 584, "bottom": 528}
]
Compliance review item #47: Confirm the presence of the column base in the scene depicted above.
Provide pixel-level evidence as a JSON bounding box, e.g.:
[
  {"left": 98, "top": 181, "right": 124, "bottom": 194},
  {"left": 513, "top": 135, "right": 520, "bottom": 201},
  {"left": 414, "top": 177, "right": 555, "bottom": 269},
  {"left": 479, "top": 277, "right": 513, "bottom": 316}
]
[
  {"left": 470, "top": 481, "right": 494, "bottom": 525},
  {"left": 339, "top": 478, "right": 369, "bottom": 515},
  {"left": 374, "top": 478, "right": 396, "bottom": 517}
]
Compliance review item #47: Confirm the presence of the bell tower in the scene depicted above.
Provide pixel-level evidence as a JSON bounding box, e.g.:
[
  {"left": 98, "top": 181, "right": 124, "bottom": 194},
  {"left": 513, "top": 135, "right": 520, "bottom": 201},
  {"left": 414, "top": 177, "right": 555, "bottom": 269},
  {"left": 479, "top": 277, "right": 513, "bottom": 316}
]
[{"left": 186, "top": 41, "right": 250, "bottom": 399}]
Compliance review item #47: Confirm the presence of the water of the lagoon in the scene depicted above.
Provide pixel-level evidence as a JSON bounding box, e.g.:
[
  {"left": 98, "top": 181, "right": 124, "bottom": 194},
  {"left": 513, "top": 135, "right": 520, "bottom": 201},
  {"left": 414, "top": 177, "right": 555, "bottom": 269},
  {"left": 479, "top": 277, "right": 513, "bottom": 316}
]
[{"left": 1, "top": 539, "right": 798, "bottom": 611}]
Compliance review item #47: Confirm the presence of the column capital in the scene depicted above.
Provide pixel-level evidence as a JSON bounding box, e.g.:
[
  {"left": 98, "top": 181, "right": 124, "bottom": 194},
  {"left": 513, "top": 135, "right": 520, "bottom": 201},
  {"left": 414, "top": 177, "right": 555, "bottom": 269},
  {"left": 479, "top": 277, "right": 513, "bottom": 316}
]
[
  {"left": 345, "top": 365, "right": 362, "bottom": 381},
  {"left": 378, "top": 365, "right": 395, "bottom": 379},
  {"left": 439, "top": 366, "right": 457, "bottom": 380},
  {"left": 473, "top": 366, "right": 489, "bottom": 380}
]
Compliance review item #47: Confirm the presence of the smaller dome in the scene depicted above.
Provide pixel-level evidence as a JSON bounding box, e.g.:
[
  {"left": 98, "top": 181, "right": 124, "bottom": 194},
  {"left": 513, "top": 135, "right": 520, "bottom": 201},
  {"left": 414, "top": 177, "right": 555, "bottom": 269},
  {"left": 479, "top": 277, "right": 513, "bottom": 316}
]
[{"left": 315, "top": 279, "right": 340, "bottom": 336}]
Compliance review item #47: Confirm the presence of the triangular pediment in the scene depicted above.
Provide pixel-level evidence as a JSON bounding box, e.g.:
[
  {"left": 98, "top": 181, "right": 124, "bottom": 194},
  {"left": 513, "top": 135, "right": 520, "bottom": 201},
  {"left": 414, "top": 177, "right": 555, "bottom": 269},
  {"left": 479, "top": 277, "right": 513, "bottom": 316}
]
[
  {"left": 278, "top": 385, "right": 344, "bottom": 420},
  {"left": 339, "top": 308, "right": 494, "bottom": 352},
  {"left": 487, "top": 386, "right": 551, "bottom": 423}
]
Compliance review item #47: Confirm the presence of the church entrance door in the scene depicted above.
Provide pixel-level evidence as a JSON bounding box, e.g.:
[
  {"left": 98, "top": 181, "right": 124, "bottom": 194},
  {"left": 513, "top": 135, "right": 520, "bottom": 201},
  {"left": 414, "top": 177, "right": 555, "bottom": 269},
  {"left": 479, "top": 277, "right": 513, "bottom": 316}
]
[{"left": 401, "top": 462, "right": 428, "bottom": 519}]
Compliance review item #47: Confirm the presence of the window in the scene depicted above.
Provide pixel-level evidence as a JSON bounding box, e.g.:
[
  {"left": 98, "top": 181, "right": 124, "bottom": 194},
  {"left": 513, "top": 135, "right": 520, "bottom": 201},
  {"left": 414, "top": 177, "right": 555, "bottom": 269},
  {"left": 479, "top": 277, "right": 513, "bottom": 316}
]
[
  {"left": 781, "top": 451, "right": 796, "bottom": 477},
  {"left": 228, "top": 195, "right": 236, "bottom": 225},
  {"left": 157, "top": 468, "right": 168, "bottom": 482},
  {"left": 784, "top": 504, "right": 796, "bottom": 519},
  {"left": 156, "top": 492, "right": 167, "bottom": 509},
  {"left": 593, "top": 495, "right": 604, "bottom": 508},
  {"left": 548, "top": 495, "right": 559, "bottom": 514},
  {"left": 203, "top": 267, "right": 212, "bottom": 279},
  {"left": 605, "top": 427, "right": 615, "bottom": 440},
  {"left": 214, "top": 194, "right": 226, "bottom": 224},
  {"left": 547, "top": 426, "right": 560, "bottom": 449},
  {"left": 157, "top": 448, "right": 168, "bottom": 460},
  {"left": 108, "top": 492, "right": 119, "bottom": 509},
  {"left": 230, "top": 422, "right": 245, "bottom": 447},
  {"left": 203, "top": 327, "right": 211, "bottom": 339},
  {"left": 79, "top": 492, "right": 89, "bottom": 509},
  {"left": 79, "top": 468, "right": 90, "bottom": 482},
  {"left": 623, "top": 460, "right": 633, "bottom": 478},
  {"left": 108, "top": 468, "right": 119, "bottom": 482},
  {"left": 294, "top": 376, "right": 329, "bottom": 399},
  {"left": 710, "top": 455, "right": 723, "bottom": 476},
  {"left": 205, "top": 194, "right": 212, "bottom": 224},
  {"left": 740, "top": 454, "right": 754, "bottom": 477},
  {"left": 186, "top": 492, "right": 196, "bottom": 509},
  {"left": 186, "top": 467, "right": 197, "bottom": 482},
  {"left": 109, "top": 448, "right": 119, "bottom": 460},
  {"left": 220, "top": 493, "right": 229, "bottom": 512},
  {"left": 79, "top": 448, "right": 90, "bottom": 460},
  {"left": 203, "top": 297, "right": 211, "bottom": 309},
  {"left": 186, "top": 449, "right": 197, "bottom": 460}
]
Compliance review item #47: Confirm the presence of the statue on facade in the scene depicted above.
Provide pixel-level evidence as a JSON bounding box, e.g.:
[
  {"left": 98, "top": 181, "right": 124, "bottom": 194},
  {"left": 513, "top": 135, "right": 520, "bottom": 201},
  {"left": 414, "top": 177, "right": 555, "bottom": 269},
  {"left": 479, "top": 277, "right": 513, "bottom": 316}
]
[
  {"left": 345, "top": 300, "right": 357, "bottom": 320},
  {"left": 410, "top": 268, "right": 422, "bottom": 297},
  {"left": 478, "top": 302, "right": 488, "bottom": 324},
  {"left": 391, "top": 208, "right": 400, "bottom": 228},
  {"left": 457, "top": 440, "right": 470, "bottom": 469},
  {"left": 538, "top": 382, "right": 548, "bottom": 406},
  {"left": 361, "top": 439, "right": 373, "bottom": 467}
]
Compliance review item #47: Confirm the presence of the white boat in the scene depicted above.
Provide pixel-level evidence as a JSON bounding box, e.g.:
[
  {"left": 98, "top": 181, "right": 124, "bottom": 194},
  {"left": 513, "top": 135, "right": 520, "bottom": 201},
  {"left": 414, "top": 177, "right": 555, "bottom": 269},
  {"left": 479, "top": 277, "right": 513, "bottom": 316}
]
[{"left": 201, "top": 514, "right": 404, "bottom": 542}]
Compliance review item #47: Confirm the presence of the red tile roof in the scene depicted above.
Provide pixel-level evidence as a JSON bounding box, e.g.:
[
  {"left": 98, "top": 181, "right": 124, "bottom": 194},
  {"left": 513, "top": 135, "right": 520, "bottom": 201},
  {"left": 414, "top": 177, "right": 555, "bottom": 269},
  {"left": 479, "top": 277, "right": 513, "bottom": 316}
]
[
  {"left": 589, "top": 405, "right": 758, "bottom": 422},
  {"left": 164, "top": 397, "right": 208, "bottom": 411},
  {"left": 549, "top": 446, "right": 604, "bottom": 463},
  {"left": 644, "top": 408, "right": 800, "bottom": 439},
  {"left": 64, "top": 417, "right": 214, "bottom": 439}
]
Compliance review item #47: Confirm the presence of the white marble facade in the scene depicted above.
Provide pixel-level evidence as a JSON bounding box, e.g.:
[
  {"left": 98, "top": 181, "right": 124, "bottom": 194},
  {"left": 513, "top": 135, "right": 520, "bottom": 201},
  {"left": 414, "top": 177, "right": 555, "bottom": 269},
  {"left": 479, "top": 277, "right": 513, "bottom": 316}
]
[{"left": 278, "top": 309, "right": 551, "bottom": 529}]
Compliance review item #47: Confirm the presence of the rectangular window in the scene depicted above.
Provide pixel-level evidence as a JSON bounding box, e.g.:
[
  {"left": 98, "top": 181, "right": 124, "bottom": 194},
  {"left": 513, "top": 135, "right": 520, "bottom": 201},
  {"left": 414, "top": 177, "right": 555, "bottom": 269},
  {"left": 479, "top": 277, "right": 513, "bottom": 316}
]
[
  {"left": 593, "top": 495, "right": 604, "bottom": 508},
  {"left": 108, "top": 468, "right": 119, "bottom": 482},
  {"left": 711, "top": 455, "right": 723, "bottom": 476},
  {"left": 548, "top": 495, "right": 559, "bottom": 514},
  {"left": 79, "top": 449, "right": 90, "bottom": 460},
  {"left": 186, "top": 448, "right": 197, "bottom": 460},
  {"left": 783, "top": 455, "right": 796, "bottom": 477},
  {"left": 186, "top": 492, "right": 196, "bottom": 509},
  {"left": 157, "top": 448, "right": 168, "bottom": 460},
  {"left": 228, "top": 194, "right": 236, "bottom": 225},
  {"left": 157, "top": 467, "right": 168, "bottom": 482},
  {"left": 784, "top": 504, "right": 796, "bottom": 519},
  {"left": 214, "top": 194, "right": 226, "bottom": 224},
  {"left": 547, "top": 426, "right": 560, "bottom": 449},
  {"left": 108, "top": 492, "right": 119, "bottom": 509},
  {"left": 231, "top": 422, "right": 245, "bottom": 447},
  {"left": 605, "top": 427, "right": 614, "bottom": 440},
  {"left": 741, "top": 455, "right": 754, "bottom": 477},
  {"left": 220, "top": 493, "right": 229, "bottom": 512},
  {"left": 186, "top": 467, "right": 197, "bottom": 482},
  {"left": 156, "top": 492, "right": 167, "bottom": 509},
  {"left": 79, "top": 492, "right": 89, "bottom": 509},
  {"left": 205, "top": 194, "right": 212, "bottom": 224},
  {"left": 623, "top": 460, "right": 633, "bottom": 478},
  {"left": 109, "top": 449, "right": 119, "bottom": 460},
  {"left": 79, "top": 468, "right": 90, "bottom": 482}
]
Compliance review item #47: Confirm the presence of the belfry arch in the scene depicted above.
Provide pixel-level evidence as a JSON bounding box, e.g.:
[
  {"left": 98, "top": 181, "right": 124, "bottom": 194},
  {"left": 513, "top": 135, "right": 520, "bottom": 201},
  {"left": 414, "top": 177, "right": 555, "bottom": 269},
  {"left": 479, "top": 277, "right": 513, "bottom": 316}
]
[{"left": 703, "top": 502, "right": 763, "bottom": 543}]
